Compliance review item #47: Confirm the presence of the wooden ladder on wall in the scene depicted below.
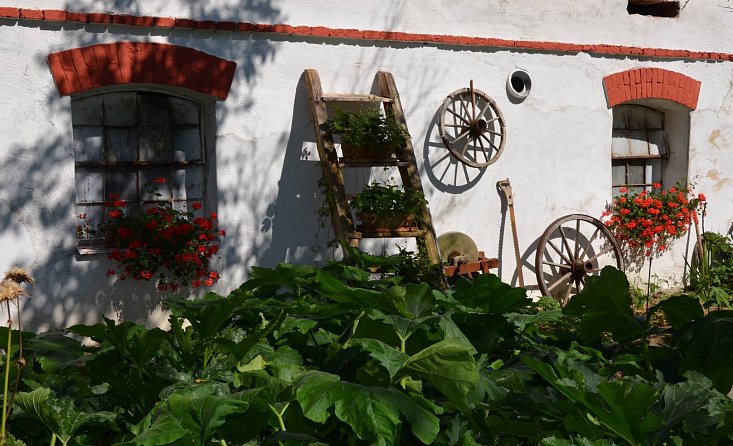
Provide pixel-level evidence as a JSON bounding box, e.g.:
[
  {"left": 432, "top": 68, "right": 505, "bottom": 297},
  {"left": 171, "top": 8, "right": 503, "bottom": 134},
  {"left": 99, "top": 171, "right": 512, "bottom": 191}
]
[{"left": 304, "top": 69, "right": 441, "bottom": 265}]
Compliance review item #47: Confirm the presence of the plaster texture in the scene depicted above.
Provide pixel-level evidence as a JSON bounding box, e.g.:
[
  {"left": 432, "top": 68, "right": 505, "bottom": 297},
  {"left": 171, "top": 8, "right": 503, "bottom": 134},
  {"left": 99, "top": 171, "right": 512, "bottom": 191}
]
[{"left": 0, "top": 1, "right": 731, "bottom": 330}]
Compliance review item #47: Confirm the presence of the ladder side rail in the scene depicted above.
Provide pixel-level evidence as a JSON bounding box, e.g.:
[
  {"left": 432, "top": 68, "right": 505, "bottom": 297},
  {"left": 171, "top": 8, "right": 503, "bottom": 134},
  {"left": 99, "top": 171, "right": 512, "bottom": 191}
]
[
  {"left": 303, "top": 69, "right": 359, "bottom": 248},
  {"left": 376, "top": 71, "right": 442, "bottom": 265}
]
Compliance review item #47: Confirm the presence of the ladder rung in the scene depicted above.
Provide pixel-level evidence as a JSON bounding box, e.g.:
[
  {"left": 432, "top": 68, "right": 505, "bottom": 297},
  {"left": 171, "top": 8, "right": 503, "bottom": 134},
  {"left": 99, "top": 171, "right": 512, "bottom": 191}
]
[
  {"left": 321, "top": 93, "right": 394, "bottom": 103},
  {"left": 350, "top": 228, "right": 427, "bottom": 239},
  {"left": 338, "top": 158, "right": 409, "bottom": 167}
]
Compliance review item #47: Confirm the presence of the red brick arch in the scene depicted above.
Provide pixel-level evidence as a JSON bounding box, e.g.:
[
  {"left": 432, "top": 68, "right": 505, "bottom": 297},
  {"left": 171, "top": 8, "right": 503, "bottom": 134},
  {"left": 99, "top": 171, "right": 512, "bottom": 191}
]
[
  {"left": 47, "top": 42, "right": 237, "bottom": 100},
  {"left": 603, "top": 68, "right": 700, "bottom": 110}
]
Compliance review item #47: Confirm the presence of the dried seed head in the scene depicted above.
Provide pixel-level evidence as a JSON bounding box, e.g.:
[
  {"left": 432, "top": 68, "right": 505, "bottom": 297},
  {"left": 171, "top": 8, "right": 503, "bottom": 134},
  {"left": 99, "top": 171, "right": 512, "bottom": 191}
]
[
  {"left": 0, "top": 281, "right": 26, "bottom": 302},
  {"left": 3, "top": 267, "right": 34, "bottom": 286}
]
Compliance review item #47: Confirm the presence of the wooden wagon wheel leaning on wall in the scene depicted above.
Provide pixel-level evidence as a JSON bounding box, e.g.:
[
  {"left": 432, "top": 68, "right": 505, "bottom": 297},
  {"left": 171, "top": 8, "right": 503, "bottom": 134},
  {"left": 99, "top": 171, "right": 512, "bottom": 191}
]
[
  {"left": 438, "top": 81, "right": 506, "bottom": 168},
  {"left": 535, "top": 214, "right": 625, "bottom": 305}
]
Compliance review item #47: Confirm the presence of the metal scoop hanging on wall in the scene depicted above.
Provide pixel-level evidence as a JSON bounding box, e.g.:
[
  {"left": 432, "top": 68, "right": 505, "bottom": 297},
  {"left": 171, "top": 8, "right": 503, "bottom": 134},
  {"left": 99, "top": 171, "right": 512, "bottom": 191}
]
[{"left": 438, "top": 80, "right": 506, "bottom": 168}]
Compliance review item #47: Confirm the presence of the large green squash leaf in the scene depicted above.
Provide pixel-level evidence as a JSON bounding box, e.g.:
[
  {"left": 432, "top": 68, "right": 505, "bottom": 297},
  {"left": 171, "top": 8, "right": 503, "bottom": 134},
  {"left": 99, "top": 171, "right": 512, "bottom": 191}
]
[
  {"left": 133, "top": 388, "right": 260, "bottom": 446},
  {"left": 648, "top": 295, "right": 704, "bottom": 330},
  {"left": 674, "top": 316, "right": 733, "bottom": 393},
  {"left": 394, "top": 339, "right": 479, "bottom": 410},
  {"left": 295, "top": 371, "right": 439, "bottom": 445},
  {"left": 449, "top": 274, "right": 531, "bottom": 314},
  {"left": 352, "top": 338, "right": 409, "bottom": 381},
  {"left": 14, "top": 387, "right": 116, "bottom": 445},
  {"left": 562, "top": 266, "right": 643, "bottom": 343},
  {"left": 523, "top": 351, "right": 663, "bottom": 444}
]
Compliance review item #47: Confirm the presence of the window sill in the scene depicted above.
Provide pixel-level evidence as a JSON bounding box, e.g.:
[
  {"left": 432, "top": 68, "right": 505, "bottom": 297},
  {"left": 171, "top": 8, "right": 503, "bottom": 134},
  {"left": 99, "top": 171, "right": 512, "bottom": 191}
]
[{"left": 76, "top": 239, "right": 222, "bottom": 256}]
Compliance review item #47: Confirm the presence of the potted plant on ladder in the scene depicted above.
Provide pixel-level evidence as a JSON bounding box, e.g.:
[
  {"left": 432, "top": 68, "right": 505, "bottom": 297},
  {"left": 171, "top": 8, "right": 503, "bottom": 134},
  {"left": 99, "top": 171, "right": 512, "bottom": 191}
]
[
  {"left": 323, "top": 108, "right": 409, "bottom": 161},
  {"left": 351, "top": 182, "right": 426, "bottom": 231}
]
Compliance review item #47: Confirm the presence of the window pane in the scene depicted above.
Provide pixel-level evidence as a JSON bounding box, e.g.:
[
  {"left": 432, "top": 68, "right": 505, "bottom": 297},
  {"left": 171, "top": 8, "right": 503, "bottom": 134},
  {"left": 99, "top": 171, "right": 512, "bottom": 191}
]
[
  {"left": 172, "top": 166, "right": 204, "bottom": 200},
  {"left": 140, "top": 127, "right": 172, "bottom": 161},
  {"left": 74, "top": 126, "right": 103, "bottom": 161},
  {"left": 106, "top": 171, "right": 138, "bottom": 201},
  {"left": 72, "top": 95, "right": 103, "bottom": 125},
  {"left": 75, "top": 170, "right": 104, "bottom": 203},
  {"left": 106, "top": 128, "right": 138, "bottom": 162},
  {"left": 648, "top": 130, "right": 667, "bottom": 156},
  {"left": 104, "top": 93, "right": 137, "bottom": 126},
  {"left": 611, "top": 130, "right": 630, "bottom": 157},
  {"left": 649, "top": 159, "right": 662, "bottom": 184},
  {"left": 170, "top": 97, "right": 200, "bottom": 125},
  {"left": 76, "top": 204, "right": 104, "bottom": 240},
  {"left": 628, "top": 130, "right": 651, "bottom": 156},
  {"left": 173, "top": 128, "right": 202, "bottom": 161},
  {"left": 611, "top": 162, "right": 626, "bottom": 186},
  {"left": 612, "top": 106, "right": 628, "bottom": 129},
  {"left": 627, "top": 106, "right": 648, "bottom": 129},
  {"left": 627, "top": 162, "right": 645, "bottom": 185},
  {"left": 140, "top": 169, "right": 171, "bottom": 201},
  {"left": 138, "top": 94, "right": 171, "bottom": 125},
  {"left": 644, "top": 108, "right": 663, "bottom": 128}
]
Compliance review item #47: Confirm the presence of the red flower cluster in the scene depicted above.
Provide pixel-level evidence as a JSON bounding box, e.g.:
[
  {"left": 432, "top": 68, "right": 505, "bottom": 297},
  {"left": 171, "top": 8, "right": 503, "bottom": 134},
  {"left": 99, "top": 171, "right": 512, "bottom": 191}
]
[
  {"left": 82, "top": 180, "right": 224, "bottom": 289},
  {"left": 602, "top": 183, "right": 705, "bottom": 256}
]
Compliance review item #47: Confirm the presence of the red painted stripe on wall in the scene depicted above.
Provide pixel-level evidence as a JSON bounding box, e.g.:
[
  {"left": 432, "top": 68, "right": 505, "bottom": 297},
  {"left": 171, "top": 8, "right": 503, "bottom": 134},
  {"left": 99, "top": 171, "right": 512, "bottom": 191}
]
[{"left": 4, "top": 8, "right": 732, "bottom": 63}]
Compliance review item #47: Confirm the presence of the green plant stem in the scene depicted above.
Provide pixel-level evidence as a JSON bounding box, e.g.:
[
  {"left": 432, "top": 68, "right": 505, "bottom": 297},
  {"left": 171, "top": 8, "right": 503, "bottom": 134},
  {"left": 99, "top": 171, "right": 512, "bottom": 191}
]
[
  {"left": 342, "top": 311, "right": 364, "bottom": 349},
  {"left": 268, "top": 403, "right": 289, "bottom": 432},
  {"left": 49, "top": 433, "right": 56, "bottom": 446},
  {"left": 1, "top": 301, "right": 12, "bottom": 443}
]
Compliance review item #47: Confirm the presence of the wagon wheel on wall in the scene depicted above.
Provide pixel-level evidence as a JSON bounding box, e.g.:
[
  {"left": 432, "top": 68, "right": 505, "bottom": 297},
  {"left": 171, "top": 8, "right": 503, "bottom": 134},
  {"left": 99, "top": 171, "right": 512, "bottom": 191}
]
[
  {"left": 535, "top": 214, "right": 625, "bottom": 305},
  {"left": 438, "top": 81, "right": 506, "bottom": 168}
]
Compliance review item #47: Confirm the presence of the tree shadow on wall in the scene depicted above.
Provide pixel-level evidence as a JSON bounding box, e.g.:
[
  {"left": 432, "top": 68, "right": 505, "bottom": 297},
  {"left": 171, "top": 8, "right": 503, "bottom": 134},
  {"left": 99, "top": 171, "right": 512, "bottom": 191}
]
[{"left": 0, "top": 0, "right": 285, "bottom": 331}]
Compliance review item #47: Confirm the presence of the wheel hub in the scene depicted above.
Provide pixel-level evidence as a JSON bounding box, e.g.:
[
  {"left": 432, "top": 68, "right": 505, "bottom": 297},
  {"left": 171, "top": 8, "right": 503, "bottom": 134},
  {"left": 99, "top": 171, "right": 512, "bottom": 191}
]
[
  {"left": 469, "top": 119, "right": 487, "bottom": 138},
  {"left": 571, "top": 259, "right": 593, "bottom": 279}
]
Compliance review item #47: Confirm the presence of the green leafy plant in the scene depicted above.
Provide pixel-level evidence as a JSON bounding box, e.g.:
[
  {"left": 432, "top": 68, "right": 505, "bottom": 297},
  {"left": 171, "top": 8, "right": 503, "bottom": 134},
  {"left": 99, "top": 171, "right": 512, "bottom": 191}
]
[
  {"left": 323, "top": 108, "right": 409, "bottom": 157},
  {"left": 78, "top": 178, "right": 224, "bottom": 290},
  {"left": 4, "top": 258, "right": 733, "bottom": 445},
  {"left": 352, "top": 182, "right": 426, "bottom": 228},
  {"left": 688, "top": 232, "right": 733, "bottom": 308}
]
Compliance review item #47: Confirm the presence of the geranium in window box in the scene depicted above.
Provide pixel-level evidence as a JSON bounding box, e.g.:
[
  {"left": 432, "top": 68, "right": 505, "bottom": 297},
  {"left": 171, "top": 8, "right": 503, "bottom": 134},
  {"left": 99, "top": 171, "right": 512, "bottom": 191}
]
[
  {"left": 352, "top": 183, "right": 426, "bottom": 231},
  {"left": 81, "top": 178, "right": 224, "bottom": 290},
  {"left": 602, "top": 182, "right": 705, "bottom": 257}
]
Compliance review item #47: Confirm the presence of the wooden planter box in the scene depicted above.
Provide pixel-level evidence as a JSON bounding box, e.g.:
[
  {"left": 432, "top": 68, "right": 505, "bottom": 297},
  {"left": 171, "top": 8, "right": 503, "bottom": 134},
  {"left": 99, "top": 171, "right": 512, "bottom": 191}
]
[
  {"left": 341, "top": 143, "right": 396, "bottom": 161},
  {"left": 357, "top": 212, "right": 416, "bottom": 232}
]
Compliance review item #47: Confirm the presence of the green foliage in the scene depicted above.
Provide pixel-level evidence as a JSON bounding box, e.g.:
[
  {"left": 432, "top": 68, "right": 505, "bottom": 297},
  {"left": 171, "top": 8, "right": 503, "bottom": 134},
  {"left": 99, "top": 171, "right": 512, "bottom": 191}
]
[
  {"left": 351, "top": 182, "right": 427, "bottom": 219},
  {"left": 323, "top": 108, "right": 409, "bottom": 154},
  {"left": 4, "top": 259, "right": 733, "bottom": 445},
  {"left": 689, "top": 232, "right": 733, "bottom": 308}
]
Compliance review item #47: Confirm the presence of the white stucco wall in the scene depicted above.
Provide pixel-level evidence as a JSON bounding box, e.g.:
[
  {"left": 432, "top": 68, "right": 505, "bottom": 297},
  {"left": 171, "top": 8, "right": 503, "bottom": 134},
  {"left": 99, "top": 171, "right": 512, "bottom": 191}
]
[{"left": 0, "top": 0, "right": 732, "bottom": 330}]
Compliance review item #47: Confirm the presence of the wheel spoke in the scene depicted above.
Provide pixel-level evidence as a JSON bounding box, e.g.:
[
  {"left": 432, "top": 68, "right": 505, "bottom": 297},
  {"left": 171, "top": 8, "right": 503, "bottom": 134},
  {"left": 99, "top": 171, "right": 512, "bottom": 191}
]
[
  {"left": 477, "top": 137, "right": 491, "bottom": 162},
  {"left": 547, "top": 239, "right": 572, "bottom": 265},
  {"left": 574, "top": 219, "right": 580, "bottom": 259},
  {"left": 562, "top": 280, "right": 572, "bottom": 303},
  {"left": 574, "top": 278, "right": 584, "bottom": 293},
  {"left": 547, "top": 271, "right": 572, "bottom": 293},
  {"left": 586, "top": 245, "right": 615, "bottom": 263},
  {"left": 471, "top": 90, "right": 477, "bottom": 121},
  {"left": 485, "top": 129, "right": 503, "bottom": 137},
  {"left": 446, "top": 107, "right": 470, "bottom": 125},
  {"left": 479, "top": 133, "right": 500, "bottom": 151},
  {"left": 578, "top": 228, "right": 600, "bottom": 260},
  {"left": 459, "top": 98, "right": 471, "bottom": 122},
  {"left": 444, "top": 123, "right": 467, "bottom": 128},
  {"left": 452, "top": 128, "right": 471, "bottom": 143},
  {"left": 458, "top": 137, "right": 471, "bottom": 157},
  {"left": 558, "top": 226, "right": 575, "bottom": 263},
  {"left": 543, "top": 261, "right": 571, "bottom": 269},
  {"left": 476, "top": 101, "right": 494, "bottom": 122}
]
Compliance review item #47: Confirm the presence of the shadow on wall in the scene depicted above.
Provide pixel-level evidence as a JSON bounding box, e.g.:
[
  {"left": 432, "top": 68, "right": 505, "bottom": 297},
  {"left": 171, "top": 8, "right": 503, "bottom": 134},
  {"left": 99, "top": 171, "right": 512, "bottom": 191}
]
[{"left": 0, "top": 0, "right": 286, "bottom": 331}]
